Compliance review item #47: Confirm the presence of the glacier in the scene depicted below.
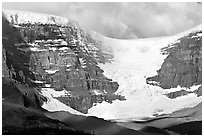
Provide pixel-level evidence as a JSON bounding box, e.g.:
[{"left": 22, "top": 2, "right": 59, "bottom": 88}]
[{"left": 87, "top": 27, "right": 202, "bottom": 122}]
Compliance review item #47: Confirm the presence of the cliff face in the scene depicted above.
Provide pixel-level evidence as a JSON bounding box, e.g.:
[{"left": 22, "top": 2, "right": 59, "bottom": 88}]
[
  {"left": 146, "top": 31, "right": 202, "bottom": 98},
  {"left": 3, "top": 11, "right": 123, "bottom": 113},
  {"left": 2, "top": 15, "right": 46, "bottom": 108}
]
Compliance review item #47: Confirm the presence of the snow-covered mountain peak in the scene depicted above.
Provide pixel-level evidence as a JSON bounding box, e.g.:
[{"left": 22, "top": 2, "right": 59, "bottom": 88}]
[{"left": 3, "top": 9, "right": 80, "bottom": 28}]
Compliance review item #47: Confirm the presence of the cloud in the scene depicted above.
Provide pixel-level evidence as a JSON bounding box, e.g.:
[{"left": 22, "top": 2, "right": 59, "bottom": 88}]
[{"left": 2, "top": 2, "right": 202, "bottom": 39}]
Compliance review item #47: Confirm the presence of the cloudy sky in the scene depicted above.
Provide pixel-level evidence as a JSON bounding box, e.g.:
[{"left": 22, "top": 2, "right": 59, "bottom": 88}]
[{"left": 3, "top": 2, "right": 202, "bottom": 39}]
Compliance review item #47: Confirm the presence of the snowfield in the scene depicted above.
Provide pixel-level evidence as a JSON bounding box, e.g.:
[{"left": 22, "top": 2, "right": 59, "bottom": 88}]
[{"left": 87, "top": 26, "right": 202, "bottom": 122}]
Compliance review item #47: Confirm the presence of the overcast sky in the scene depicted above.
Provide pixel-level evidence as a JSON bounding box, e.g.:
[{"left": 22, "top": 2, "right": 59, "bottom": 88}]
[{"left": 3, "top": 2, "right": 202, "bottom": 39}]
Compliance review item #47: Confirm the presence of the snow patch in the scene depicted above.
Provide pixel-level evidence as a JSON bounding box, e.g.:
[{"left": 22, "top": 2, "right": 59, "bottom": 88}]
[
  {"left": 40, "top": 88, "right": 84, "bottom": 115},
  {"left": 30, "top": 47, "right": 45, "bottom": 52},
  {"left": 28, "top": 43, "right": 38, "bottom": 47},
  {"left": 66, "top": 64, "right": 72, "bottom": 68},
  {"left": 191, "top": 33, "right": 202, "bottom": 39},
  {"left": 59, "top": 47, "right": 69, "bottom": 51},
  {"left": 33, "top": 80, "right": 44, "bottom": 84},
  {"left": 196, "top": 33, "right": 202, "bottom": 37},
  {"left": 45, "top": 69, "right": 59, "bottom": 74},
  {"left": 60, "top": 41, "right": 68, "bottom": 46},
  {"left": 41, "top": 88, "right": 71, "bottom": 98},
  {"left": 49, "top": 47, "right": 57, "bottom": 51},
  {"left": 45, "top": 84, "right": 51, "bottom": 88},
  {"left": 90, "top": 89, "right": 104, "bottom": 95},
  {"left": 164, "top": 84, "right": 201, "bottom": 94}
]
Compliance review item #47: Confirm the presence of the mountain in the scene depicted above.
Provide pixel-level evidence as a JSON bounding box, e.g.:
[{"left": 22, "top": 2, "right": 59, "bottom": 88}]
[
  {"left": 2, "top": 9, "right": 202, "bottom": 135},
  {"left": 3, "top": 9, "right": 125, "bottom": 114}
]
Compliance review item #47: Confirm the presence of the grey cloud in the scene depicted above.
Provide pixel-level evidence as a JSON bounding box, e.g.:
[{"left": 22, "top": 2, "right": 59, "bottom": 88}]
[{"left": 3, "top": 2, "right": 202, "bottom": 39}]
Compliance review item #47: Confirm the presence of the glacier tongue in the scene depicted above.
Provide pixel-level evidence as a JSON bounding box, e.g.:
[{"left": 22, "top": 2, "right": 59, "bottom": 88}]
[{"left": 87, "top": 34, "right": 202, "bottom": 122}]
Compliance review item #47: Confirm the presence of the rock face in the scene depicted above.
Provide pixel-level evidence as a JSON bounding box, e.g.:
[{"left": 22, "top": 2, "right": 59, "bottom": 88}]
[
  {"left": 2, "top": 15, "right": 46, "bottom": 108},
  {"left": 3, "top": 11, "right": 123, "bottom": 113},
  {"left": 146, "top": 31, "right": 202, "bottom": 98},
  {"left": 56, "top": 94, "right": 125, "bottom": 113}
]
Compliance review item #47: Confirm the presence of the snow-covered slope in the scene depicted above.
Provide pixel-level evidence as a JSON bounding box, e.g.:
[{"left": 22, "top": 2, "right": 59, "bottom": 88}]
[
  {"left": 87, "top": 26, "right": 202, "bottom": 122},
  {"left": 40, "top": 88, "right": 84, "bottom": 115},
  {"left": 3, "top": 9, "right": 79, "bottom": 27}
]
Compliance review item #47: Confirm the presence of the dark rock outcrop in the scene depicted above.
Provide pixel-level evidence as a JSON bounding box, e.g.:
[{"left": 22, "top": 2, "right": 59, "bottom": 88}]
[
  {"left": 165, "top": 86, "right": 202, "bottom": 99},
  {"left": 146, "top": 31, "right": 202, "bottom": 98},
  {"left": 56, "top": 94, "right": 125, "bottom": 113}
]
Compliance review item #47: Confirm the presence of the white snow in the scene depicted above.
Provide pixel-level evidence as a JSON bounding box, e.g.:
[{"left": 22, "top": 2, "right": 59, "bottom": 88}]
[
  {"left": 3, "top": 9, "right": 72, "bottom": 26},
  {"left": 46, "top": 39, "right": 53, "bottom": 43},
  {"left": 87, "top": 26, "right": 202, "bottom": 122},
  {"left": 88, "top": 44, "right": 99, "bottom": 51},
  {"left": 103, "top": 89, "right": 107, "bottom": 94},
  {"left": 54, "top": 39, "right": 63, "bottom": 43},
  {"left": 41, "top": 88, "right": 71, "bottom": 98},
  {"left": 163, "top": 84, "right": 201, "bottom": 94},
  {"left": 168, "top": 39, "right": 180, "bottom": 47},
  {"left": 72, "top": 38, "right": 78, "bottom": 44},
  {"left": 29, "top": 43, "right": 38, "bottom": 47},
  {"left": 147, "top": 80, "right": 160, "bottom": 86},
  {"left": 35, "top": 40, "right": 43, "bottom": 43},
  {"left": 196, "top": 33, "right": 202, "bottom": 37},
  {"left": 81, "top": 65, "right": 87, "bottom": 68},
  {"left": 13, "top": 24, "right": 20, "bottom": 28},
  {"left": 191, "top": 33, "right": 202, "bottom": 39},
  {"left": 59, "top": 47, "right": 69, "bottom": 51},
  {"left": 191, "top": 35, "right": 201, "bottom": 39},
  {"left": 79, "top": 58, "right": 86, "bottom": 65},
  {"left": 66, "top": 64, "right": 72, "bottom": 68},
  {"left": 83, "top": 46, "right": 90, "bottom": 52},
  {"left": 41, "top": 88, "right": 84, "bottom": 115},
  {"left": 90, "top": 89, "right": 104, "bottom": 95},
  {"left": 30, "top": 47, "right": 45, "bottom": 52},
  {"left": 49, "top": 47, "right": 57, "bottom": 51},
  {"left": 28, "top": 78, "right": 45, "bottom": 84},
  {"left": 45, "top": 69, "right": 59, "bottom": 74},
  {"left": 171, "top": 24, "right": 202, "bottom": 40},
  {"left": 45, "top": 84, "right": 51, "bottom": 88},
  {"left": 33, "top": 80, "right": 44, "bottom": 84},
  {"left": 60, "top": 41, "right": 68, "bottom": 46},
  {"left": 79, "top": 58, "right": 87, "bottom": 68}
]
